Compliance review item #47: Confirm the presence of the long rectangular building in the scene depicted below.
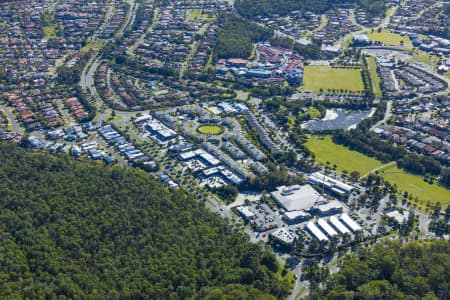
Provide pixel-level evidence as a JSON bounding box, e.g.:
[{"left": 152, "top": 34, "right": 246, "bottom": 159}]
[
  {"left": 329, "top": 216, "right": 350, "bottom": 234},
  {"left": 308, "top": 172, "right": 354, "bottom": 195},
  {"left": 340, "top": 213, "right": 362, "bottom": 232},
  {"left": 306, "top": 222, "right": 328, "bottom": 241},
  {"left": 317, "top": 218, "right": 338, "bottom": 237}
]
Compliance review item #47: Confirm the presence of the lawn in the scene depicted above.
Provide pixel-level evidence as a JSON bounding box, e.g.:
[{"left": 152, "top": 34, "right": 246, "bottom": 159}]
[
  {"left": 197, "top": 125, "right": 224, "bottom": 135},
  {"left": 302, "top": 66, "right": 365, "bottom": 93},
  {"left": 305, "top": 135, "right": 384, "bottom": 175},
  {"left": 288, "top": 107, "right": 321, "bottom": 129},
  {"left": 412, "top": 50, "right": 440, "bottom": 67},
  {"left": 366, "top": 56, "right": 382, "bottom": 98},
  {"left": 303, "top": 107, "right": 321, "bottom": 119},
  {"left": 305, "top": 135, "right": 450, "bottom": 205},
  {"left": 367, "top": 30, "right": 412, "bottom": 47},
  {"left": 381, "top": 165, "right": 450, "bottom": 206},
  {"left": 81, "top": 40, "right": 107, "bottom": 52},
  {"left": 43, "top": 25, "right": 57, "bottom": 39},
  {"left": 413, "top": 51, "right": 433, "bottom": 64},
  {"left": 445, "top": 70, "right": 450, "bottom": 80}
]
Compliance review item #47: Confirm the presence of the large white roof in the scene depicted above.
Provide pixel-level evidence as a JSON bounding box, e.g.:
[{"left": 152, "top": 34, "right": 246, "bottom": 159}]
[
  {"left": 317, "top": 218, "right": 338, "bottom": 237},
  {"left": 329, "top": 216, "right": 350, "bottom": 234},
  {"left": 340, "top": 213, "right": 362, "bottom": 232},
  {"left": 306, "top": 222, "right": 328, "bottom": 241},
  {"left": 271, "top": 184, "right": 324, "bottom": 212}
]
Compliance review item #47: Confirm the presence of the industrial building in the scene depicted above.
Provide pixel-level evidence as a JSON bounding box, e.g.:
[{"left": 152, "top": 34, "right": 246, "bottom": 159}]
[
  {"left": 283, "top": 210, "right": 312, "bottom": 225},
  {"left": 308, "top": 172, "right": 354, "bottom": 196},
  {"left": 329, "top": 216, "right": 350, "bottom": 234},
  {"left": 317, "top": 218, "right": 338, "bottom": 237},
  {"left": 235, "top": 206, "right": 255, "bottom": 220},
  {"left": 306, "top": 222, "right": 328, "bottom": 241},
  {"left": 270, "top": 228, "right": 295, "bottom": 245},
  {"left": 314, "top": 200, "right": 344, "bottom": 216},
  {"left": 271, "top": 184, "right": 326, "bottom": 212},
  {"left": 340, "top": 213, "right": 362, "bottom": 232}
]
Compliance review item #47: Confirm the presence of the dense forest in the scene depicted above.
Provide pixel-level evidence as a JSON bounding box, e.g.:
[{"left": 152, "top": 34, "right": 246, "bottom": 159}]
[
  {"left": 0, "top": 143, "right": 291, "bottom": 299},
  {"left": 215, "top": 14, "right": 273, "bottom": 59},
  {"left": 307, "top": 240, "right": 450, "bottom": 299},
  {"left": 235, "top": 0, "right": 387, "bottom": 19}
]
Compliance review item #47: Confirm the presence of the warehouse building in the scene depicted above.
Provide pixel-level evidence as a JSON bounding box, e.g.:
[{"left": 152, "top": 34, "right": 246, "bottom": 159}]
[
  {"left": 306, "top": 222, "right": 328, "bottom": 241},
  {"left": 329, "top": 216, "right": 350, "bottom": 234},
  {"left": 283, "top": 210, "right": 312, "bottom": 225},
  {"left": 340, "top": 213, "right": 362, "bottom": 232},
  {"left": 308, "top": 172, "right": 354, "bottom": 196},
  {"left": 235, "top": 206, "right": 255, "bottom": 220},
  {"left": 314, "top": 200, "right": 344, "bottom": 216},
  {"left": 270, "top": 228, "right": 295, "bottom": 245},
  {"left": 271, "top": 184, "right": 326, "bottom": 212},
  {"left": 317, "top": 218, "right": 338, "bottom": 237}
]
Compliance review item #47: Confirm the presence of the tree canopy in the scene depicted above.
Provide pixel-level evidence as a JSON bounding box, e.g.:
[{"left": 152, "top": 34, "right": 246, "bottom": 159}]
[
  {"left": 0, "top": 143, "right": 290, "bottom": 299},
  {"left": 235, "top": 0, "right": 387, "bottom": 19},
  {"left": 308, "top": 240, "right": 450, "bottom": 300},
  {"left": 215, "top": 15, "right": 273, "bottom": 59}
]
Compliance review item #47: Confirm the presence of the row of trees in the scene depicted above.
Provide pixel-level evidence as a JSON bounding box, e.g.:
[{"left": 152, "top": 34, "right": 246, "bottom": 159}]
[{"left": 333, "top": 130, "right": 405, "bottom": 162}]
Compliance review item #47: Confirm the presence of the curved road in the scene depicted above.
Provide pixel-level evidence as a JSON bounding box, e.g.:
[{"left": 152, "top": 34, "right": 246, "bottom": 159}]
[{"left": 0, "top": 104, "right": 23, "bottom": 134}]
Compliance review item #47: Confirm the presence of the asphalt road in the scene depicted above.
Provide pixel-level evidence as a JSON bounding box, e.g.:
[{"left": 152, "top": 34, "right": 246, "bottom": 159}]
[
  {"left": 0, "top": 103, "right": 23, "bottom": 134},
  {"left": 370, "top": 100, "right": 392, "bottom": 131}
]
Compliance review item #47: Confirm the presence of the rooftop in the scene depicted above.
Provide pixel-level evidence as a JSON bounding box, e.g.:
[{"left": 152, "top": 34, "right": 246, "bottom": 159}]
[
  {"left": 271, "top": 184, "right": 325, "bottom": 212},
  {"left": 270, "top": 228, "right": 295, "bottom": 244}
]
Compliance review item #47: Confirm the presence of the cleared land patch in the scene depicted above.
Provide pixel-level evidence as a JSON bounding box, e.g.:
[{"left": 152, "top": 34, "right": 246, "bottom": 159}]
[
  {"left": 197, "top": 125, "right": 224, "bottom": 135},
  {"left": 303, "top": 66, "right": 365, "bottom": 93},
  {"left": 367, "top": 30, "right": 412, "bottom": 47}
]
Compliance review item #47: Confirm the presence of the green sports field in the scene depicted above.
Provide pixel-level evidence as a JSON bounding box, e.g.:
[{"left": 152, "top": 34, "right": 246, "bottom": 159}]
[
  {"left": 303, "top": 66, "right": 365, "bottom": 93},
  {"left": 381, "top": 165, "right": 450, "bottom": 206},
  {"left": 367, "top": 30, "right": 412, "bottom": 47},
  {"left": 305, "top": 136, "right": 384, "bottom": 175},
  {"left": 305, "top": 135, "right": 450, "bottom": 205}
]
